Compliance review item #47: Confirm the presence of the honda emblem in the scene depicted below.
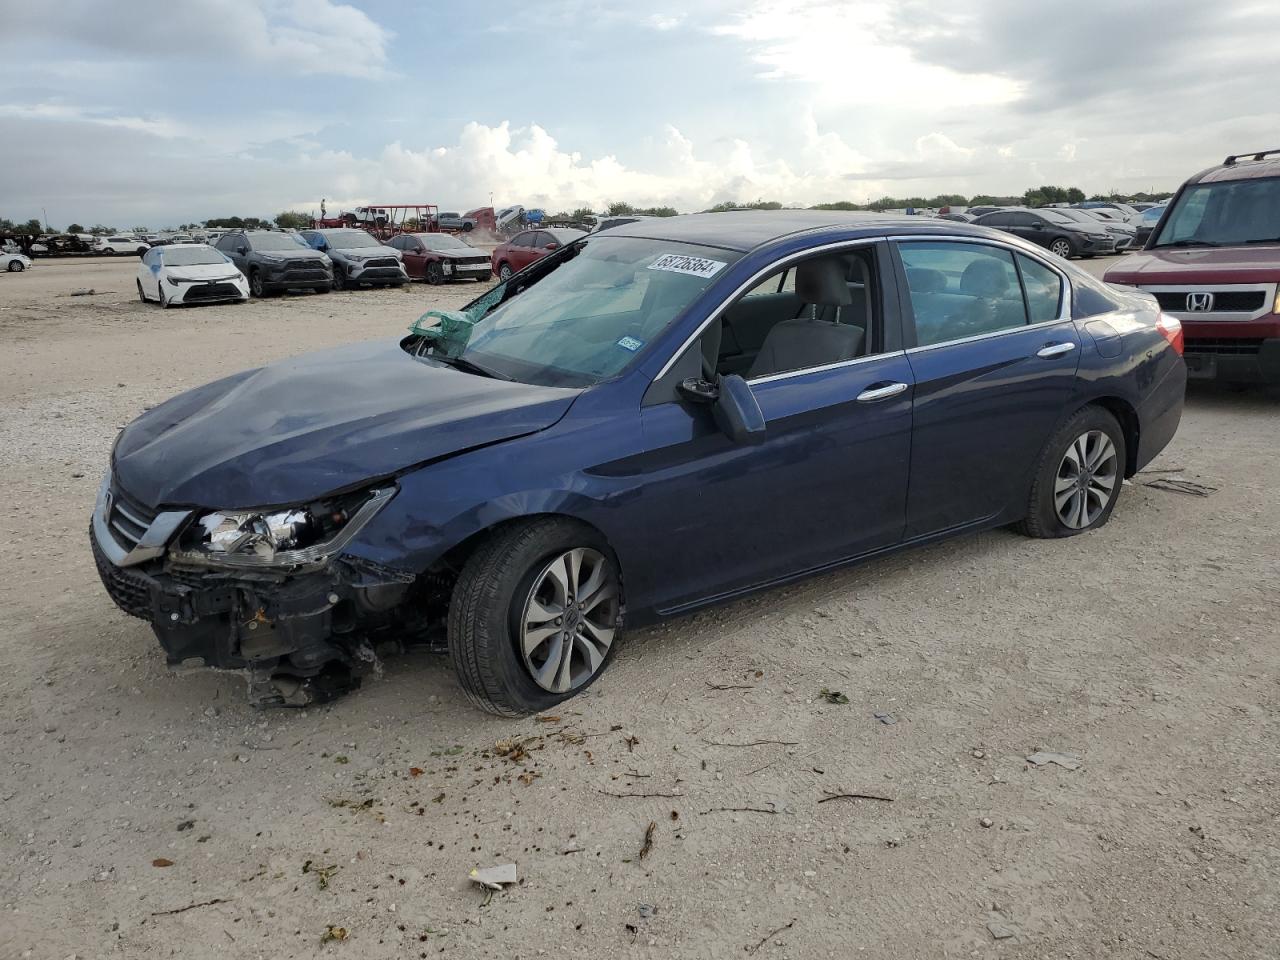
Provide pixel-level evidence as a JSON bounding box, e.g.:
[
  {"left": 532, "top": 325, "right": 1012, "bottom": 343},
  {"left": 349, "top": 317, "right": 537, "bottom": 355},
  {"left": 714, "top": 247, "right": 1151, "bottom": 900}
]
[{"left": 1185, "top": 292, "right": 1214, "bottom": 312}]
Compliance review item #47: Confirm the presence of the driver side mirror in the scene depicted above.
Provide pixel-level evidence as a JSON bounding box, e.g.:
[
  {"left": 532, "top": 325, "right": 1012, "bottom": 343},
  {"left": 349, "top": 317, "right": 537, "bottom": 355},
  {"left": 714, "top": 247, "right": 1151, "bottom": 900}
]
[
  {"left": 678, "top": 374, "right": 766, "bottom": 444},
  {"left": 235, "top": 245, "right": 247, "bottom": 255}
]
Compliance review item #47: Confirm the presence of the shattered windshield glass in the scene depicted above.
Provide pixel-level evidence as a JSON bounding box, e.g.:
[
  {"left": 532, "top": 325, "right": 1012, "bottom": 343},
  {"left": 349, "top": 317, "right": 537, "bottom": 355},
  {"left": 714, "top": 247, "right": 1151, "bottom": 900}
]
[{"left": 409, "top": 236, "right": 739, "bottom": 388}]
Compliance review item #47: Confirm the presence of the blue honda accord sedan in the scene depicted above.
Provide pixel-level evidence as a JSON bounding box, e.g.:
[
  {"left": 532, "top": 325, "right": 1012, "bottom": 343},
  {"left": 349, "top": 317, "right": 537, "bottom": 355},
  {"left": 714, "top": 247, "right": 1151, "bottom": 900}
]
[{"left": 91, "top": 212, "right": 1186, "bottom": 714}]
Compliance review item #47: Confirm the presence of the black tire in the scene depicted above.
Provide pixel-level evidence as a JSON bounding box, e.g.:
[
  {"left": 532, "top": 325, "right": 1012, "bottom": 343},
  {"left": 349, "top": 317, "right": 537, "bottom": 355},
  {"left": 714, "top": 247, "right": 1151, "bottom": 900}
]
[
  {"left": 249, "top": 270, "right": 267, "bottom": 298},
  {"left": 461, "top": 222, "right": 473, "bottom": 232},
  {"left": 1049, "top": 237, "right": 1075, "bottom": 259},
  {"left": 136, "top": 279, "right": 145, "bottom": 301},
  {"left": 158, "top": 285, "right": 168, "bottom": 308},
  {"left": 425, "top": 260, "right": 445, "bottom": 285},
  {"left": 497, "top": 261, "right": 513, "bottom": 281},
  {"left": 1017, "top": 406, "right": 1126, "bottom": 539},
  {"left": 448, "top": 519, "right": 623, "bottom": 716},
  {"left": 10, "top": 259, "right": 26, "bottom": 272}
]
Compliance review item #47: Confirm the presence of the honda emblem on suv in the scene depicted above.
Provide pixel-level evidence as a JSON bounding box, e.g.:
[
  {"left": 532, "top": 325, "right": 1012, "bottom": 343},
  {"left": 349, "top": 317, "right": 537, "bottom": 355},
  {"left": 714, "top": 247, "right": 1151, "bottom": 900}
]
[{"left": 1186, "top": 292, "right": 1215, "bottom": 312}]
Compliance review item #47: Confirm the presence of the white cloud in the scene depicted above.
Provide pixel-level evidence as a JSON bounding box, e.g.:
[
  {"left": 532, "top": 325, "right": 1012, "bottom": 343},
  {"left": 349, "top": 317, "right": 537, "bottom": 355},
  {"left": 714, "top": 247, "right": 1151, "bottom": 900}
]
[
  {"left": 0, "top": 0, "right": 393, "bottom": 79},
  {"left": 712, "top": 0, "right": 1019, "bottom": 109}
]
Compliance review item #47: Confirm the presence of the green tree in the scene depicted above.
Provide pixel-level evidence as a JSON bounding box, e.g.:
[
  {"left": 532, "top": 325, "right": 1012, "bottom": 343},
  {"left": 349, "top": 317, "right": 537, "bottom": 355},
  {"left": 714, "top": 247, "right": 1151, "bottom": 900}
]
[
  {"left": 606, "top": 201, "right": 636, "bottom": 216},
  {"left": 809, "top": 201, "right": 864, "bottom": 211},
  {"left": 274, "top": 210, "right": 311, "bottom": 230},
  {"left": 66, "top": 223, "right": 85, "bottom": 234},
  {"left": 569, "top": 206, "right": 596, "bottom": 221}
]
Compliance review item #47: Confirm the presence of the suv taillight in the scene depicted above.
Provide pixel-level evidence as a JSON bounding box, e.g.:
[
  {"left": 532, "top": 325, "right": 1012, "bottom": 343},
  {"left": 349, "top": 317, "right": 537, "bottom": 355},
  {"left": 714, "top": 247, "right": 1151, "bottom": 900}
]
[{"left": 1156, "top": 313, "right": 1184, "bottom": 356}]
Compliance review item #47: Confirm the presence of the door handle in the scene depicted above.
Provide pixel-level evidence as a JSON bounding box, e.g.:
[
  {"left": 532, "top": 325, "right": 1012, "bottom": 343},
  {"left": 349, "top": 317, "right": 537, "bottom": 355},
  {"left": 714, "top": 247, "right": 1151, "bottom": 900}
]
[
  {"left": 1037, "top": 342, "right": 1076, "bottom": 358},
  {"left": 857, "top": 382, "right": 909, "bottom": 402}
]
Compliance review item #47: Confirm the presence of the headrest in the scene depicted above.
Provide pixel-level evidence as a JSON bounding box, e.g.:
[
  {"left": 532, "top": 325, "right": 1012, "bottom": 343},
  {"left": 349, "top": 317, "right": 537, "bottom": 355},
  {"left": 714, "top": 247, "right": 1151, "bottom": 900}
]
[
  {"left": 907, "top": 267, "right": 946, "bottom": 293},
  {"left": 795, "top": 257, "right": 854, "bottom": 306},
  {"left": 959, "top": 258, "right": 1010, "bottom": 298}
]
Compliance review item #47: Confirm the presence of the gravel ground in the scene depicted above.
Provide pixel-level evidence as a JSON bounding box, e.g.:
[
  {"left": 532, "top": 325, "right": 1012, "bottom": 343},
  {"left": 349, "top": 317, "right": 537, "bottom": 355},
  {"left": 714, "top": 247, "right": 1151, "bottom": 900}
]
[{"left": 1, "top": 255, "right": 1276, "bottom": 959}]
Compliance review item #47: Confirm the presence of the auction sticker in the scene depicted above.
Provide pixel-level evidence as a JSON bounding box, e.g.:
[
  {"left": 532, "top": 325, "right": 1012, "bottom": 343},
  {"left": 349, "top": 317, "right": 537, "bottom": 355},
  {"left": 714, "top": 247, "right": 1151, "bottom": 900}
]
[
  {"left": 616, "top": 335, "right": 644, "bottom": 352},
  {"left": 647, "top": 253, "right": 727, "bottom": 279}
]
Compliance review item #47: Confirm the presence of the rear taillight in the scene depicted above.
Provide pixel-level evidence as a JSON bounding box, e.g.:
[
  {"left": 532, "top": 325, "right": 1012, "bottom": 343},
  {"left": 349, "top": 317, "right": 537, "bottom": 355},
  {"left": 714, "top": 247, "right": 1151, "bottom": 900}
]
[{"left": 1156, "top": 312, "right": 1184, "bottom": 356}]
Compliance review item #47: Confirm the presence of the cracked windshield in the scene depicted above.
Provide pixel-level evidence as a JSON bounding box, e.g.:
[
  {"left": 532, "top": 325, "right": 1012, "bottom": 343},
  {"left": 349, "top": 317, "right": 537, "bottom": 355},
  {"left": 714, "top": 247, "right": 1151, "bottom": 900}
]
[{"left": 414, "top": 236, "right": 740, "bottom": 387}]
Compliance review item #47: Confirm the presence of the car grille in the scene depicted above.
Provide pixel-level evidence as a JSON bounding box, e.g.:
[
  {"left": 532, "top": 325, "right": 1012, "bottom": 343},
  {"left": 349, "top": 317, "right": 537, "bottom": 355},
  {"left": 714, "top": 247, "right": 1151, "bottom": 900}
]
[
  {"left": 282, "top": 259, "right": 329, "bottom": 278},
  {"left": 91, "top": 526, "right": 153, "bottom": 619},
  {"left": 456, "top": 256, "right": 490, "bottom": 267},
  {"left": 1152, "top": 291, "right": 1267, "bottom": 312},
  {"left": 104, "top": 480, "right": 158, "bottom": 555},
  {"left": 364, "top": 257, "right": 400, "bottom": 269},
  {"left": 184, "top": 282, "right": 242, "bottom": 301},
  {"left": 1184, "top": 338, "right": 1265, "bottom": 356}
]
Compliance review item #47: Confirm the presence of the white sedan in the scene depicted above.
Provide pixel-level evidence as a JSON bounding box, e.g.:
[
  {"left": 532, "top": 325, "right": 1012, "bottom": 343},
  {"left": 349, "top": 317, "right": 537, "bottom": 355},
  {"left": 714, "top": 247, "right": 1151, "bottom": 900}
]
[
  {"left": 136, "top": 244, "right": 249, "bottom": 307},
  {"left": 2, "top": 251, "right": 33, "bottom": 272}
]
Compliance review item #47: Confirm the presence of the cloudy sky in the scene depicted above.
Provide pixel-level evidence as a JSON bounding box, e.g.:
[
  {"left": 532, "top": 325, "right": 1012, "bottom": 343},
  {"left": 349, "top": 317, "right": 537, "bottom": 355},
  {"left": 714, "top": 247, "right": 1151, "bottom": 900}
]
[{"left": 1, "top": 0, "right": 1277, "bottom": 228}]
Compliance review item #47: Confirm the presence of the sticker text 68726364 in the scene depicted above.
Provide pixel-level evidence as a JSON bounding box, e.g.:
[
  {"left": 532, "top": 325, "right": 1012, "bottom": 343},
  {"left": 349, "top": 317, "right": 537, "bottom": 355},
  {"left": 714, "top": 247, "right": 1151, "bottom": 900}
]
[{"left": 647, "top": 253, "right": 727, "bottom": 280}]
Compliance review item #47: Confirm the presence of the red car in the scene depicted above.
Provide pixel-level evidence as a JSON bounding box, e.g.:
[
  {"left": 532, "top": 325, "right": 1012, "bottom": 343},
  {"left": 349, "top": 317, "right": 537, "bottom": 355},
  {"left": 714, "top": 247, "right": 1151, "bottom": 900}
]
[
  {"left": 491, "top": 228, "right": 586, "bottom": 280},
  {"left": 388, "top": 232, "right": 492, "bottom": 284},
  {"left": 1105, "top": 148, "right": 1280, "bottom": 385}
]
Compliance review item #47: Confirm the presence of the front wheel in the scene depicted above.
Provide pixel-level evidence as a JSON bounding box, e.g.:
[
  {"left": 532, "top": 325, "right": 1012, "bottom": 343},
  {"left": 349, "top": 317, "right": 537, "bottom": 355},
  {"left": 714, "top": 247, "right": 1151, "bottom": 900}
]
[
  {"left": 449, "top": 519, "right": 623, "bottom": 716},
  {"left": 497, "top": 261, "right": 513, "bottom": 281},
  {"left": 9, "top": 259, "right": 25, "bottom": 272},
  {"left": 1049, "top": 238, "right": 1074, "bottom": 259},
  {"left": 249, "top": 270, "right": 266, "bottom": 297},
  {"left": 425, "top": 261, "right": 444, "bottom": 285},
  {"left": 1018, "top": 406, "right": 1125, "bottom": 538},
  {"left": 136, "top": 279, "right": 145, "bottom": 300}
]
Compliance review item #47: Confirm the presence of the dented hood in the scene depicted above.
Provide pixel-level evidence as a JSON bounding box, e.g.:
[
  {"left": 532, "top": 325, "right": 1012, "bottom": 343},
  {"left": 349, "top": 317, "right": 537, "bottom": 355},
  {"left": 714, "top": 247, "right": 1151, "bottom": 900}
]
[{"left": 113, "top": 339, "right": 580, "bottom": 509}]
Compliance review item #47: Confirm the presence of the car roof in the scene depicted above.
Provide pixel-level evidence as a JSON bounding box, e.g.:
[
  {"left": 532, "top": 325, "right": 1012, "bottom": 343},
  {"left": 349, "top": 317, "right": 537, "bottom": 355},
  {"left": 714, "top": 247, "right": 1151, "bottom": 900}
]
[
  {"left": 1193, "top": 154, "right": 1280, "bottom": 184},
  {"left": 599, "top": 210, "right": 982, "bottom": 252}
]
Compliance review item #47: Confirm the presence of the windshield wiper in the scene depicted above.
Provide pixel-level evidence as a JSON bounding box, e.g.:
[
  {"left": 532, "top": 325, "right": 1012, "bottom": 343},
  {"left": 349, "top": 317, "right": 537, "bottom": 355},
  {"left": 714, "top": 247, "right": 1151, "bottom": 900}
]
[
  {"left": 429, "top": 353, "right": 509, "bottom": 380},
  {"left": 1236, "top": 237, "right": 1280, "bottom": 245},
  {"left": 1152, "top": 239, "right": 1223, "bottom": 249}
]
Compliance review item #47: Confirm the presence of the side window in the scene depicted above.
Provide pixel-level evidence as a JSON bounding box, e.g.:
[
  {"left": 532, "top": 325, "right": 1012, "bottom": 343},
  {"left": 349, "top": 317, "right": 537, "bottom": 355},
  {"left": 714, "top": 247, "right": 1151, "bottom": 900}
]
[
  {"left": 510, "top": 233, "right": 531, "bottom": 248},
  {"left": 388, "top": 235, "right": 404, "bottom": 251},
  {"left": 711, "top": 248, "right": 878, "bottom": 381},
  {"left": 1017, "top": 254, "right": 1063, "bottom": 322},
  {"left": 1073, "top": 272, "right": 1125, "bottom": 318},
  {"left": 898, "top": 241, "right": 1027, "bottom": 346},
  {"left": 980, "top": 213, "right": 1010, "bottom": 227}
]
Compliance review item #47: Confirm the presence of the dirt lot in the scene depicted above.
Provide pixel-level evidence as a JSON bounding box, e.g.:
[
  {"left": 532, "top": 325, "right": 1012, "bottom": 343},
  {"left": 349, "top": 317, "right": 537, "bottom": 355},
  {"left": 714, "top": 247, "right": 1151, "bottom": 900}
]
[{"left": 1, "top": 256, "right": 1276, "bottom": 959}]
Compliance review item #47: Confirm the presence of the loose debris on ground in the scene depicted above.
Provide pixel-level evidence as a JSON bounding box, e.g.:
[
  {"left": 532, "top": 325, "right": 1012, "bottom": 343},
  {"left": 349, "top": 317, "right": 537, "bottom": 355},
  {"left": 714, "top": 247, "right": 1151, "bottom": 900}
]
[{"left": 1025, "top": 750, "right": 1083, "bottom": 770}]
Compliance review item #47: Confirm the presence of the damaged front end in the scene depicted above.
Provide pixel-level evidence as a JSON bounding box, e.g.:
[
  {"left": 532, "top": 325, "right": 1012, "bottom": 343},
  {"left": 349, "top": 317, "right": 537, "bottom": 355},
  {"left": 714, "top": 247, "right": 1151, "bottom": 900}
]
[{"left": 90, "top": 474, "right": 445, "bottom": 707}]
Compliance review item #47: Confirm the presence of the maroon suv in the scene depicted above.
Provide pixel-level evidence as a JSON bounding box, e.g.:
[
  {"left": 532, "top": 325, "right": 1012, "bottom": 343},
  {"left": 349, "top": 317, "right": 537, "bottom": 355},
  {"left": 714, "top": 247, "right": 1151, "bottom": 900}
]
[{"left": 1105, "top": 149, "right": 1280, "bottom": 384}]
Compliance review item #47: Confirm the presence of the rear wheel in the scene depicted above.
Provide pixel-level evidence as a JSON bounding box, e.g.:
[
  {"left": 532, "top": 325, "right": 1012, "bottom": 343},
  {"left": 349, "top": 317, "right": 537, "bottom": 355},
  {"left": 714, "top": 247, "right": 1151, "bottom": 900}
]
[
  {"left": 425, "top": 261, "right": 445, "bottom": 285},
  {"left": 497, "top": 261, "right": 513, "bottom": 281},
  {"left": 1049, "top": 237, "right": 1074, "bottom": 259},
  {"left": 448, "top": 519, "right": 623, "bottom": 716},
  {"left": 1018, "top": 406, "right": 1125, "bottom": 538}
]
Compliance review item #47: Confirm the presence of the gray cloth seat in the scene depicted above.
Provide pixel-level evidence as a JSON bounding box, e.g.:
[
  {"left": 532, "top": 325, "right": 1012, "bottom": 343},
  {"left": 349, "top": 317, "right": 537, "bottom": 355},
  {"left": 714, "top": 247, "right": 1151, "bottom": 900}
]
[{"left": 747, "top": 257, "right": 866, "bottom": 378}]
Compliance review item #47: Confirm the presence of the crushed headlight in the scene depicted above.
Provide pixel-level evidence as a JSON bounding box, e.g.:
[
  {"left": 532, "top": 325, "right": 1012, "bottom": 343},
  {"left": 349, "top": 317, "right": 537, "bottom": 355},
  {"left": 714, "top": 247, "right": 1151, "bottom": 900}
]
[{"left": 170, "top": 486, "right": 395, "bottom": 569}]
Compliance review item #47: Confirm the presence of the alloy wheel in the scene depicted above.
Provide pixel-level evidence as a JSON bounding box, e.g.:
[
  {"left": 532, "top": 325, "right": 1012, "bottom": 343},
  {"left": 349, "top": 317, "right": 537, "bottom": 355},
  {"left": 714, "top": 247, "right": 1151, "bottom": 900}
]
[
  {"left": 250, "top": 271, "right": 264, "bottom": 297},
  {"left": 498, "top": 263, "right": 512, "bottom": 281},
  {"left": 519, "top": 547, "right": 618, "bottom": 693},
  {"left": 10, "top": 260, "right": 24, "bottom": 272},
  {"left": 1054, "top": 430, "right": 1118, "bottom": 529},
  {"left": 1050, "top": 239, "right": 1072, "bottom": 258},
  {"left": 426, "top": 261, "right": 444, "bottom": 285}
]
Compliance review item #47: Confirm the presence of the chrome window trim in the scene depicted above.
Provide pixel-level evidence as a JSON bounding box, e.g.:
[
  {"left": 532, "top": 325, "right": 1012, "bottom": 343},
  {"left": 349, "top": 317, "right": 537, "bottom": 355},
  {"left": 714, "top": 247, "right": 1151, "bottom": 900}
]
[
  {"left": 746, "top": 349, "right": 905, "bottom": 386},
  {"left": 904, "top": 317, "right": 1074, "bottom": 355},
  {"left": 652, "top": 237, "right": 887, "bottom": 383},
  {"left": 889, "top": 234, "right": 1073, "bottom": 347}
]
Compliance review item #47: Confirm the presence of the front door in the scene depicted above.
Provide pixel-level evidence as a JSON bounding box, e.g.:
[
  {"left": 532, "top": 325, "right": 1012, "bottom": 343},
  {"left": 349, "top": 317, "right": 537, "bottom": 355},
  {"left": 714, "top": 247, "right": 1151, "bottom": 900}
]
[
  {"left": 631, "top": 243, "right": 914, "bottom": 612},
  {"left": 894, "top": 239, "right": 1081, "bottom": 538}
]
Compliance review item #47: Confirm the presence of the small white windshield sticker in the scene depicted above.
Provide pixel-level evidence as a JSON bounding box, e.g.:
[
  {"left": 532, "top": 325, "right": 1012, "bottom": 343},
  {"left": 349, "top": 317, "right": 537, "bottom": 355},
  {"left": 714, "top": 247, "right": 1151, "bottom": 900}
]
[
  {"left": 647, "top": 253, "right": 727, "bottom": 279},
  {"left": 616, "top": 335, "right": 644, "bottom": 352}
]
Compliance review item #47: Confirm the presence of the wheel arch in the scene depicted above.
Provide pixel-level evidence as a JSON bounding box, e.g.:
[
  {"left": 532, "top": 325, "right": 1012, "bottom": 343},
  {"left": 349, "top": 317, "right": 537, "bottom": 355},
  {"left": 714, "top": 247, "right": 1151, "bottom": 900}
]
[
  {"left": 430, "top": 512, "right": 627, "bottom": 605},
  {"left": 1078, "top": 396, "right": 1140, "bottom": 477}
]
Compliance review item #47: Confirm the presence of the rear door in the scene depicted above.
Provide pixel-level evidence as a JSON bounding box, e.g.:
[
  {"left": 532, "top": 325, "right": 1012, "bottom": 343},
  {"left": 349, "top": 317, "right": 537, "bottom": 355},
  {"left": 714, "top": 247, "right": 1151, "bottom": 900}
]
[{"left": 894, "top": 238, "right": 1081, "bottom": 537}]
